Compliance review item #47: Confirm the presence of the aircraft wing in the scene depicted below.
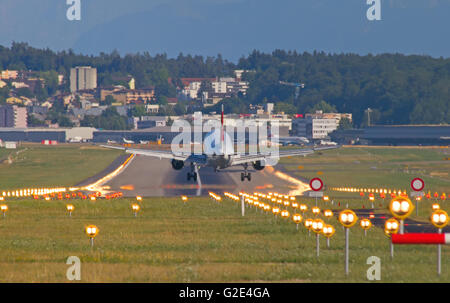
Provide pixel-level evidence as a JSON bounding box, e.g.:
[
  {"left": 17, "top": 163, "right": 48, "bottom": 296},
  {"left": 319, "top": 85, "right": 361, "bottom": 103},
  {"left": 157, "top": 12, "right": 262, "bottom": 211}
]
[
  {"left": 100, "top": 145, "right": 189, "bottom": 161},
  {"left": 229, "top": 145, "right": 340, "bottom": 166}
]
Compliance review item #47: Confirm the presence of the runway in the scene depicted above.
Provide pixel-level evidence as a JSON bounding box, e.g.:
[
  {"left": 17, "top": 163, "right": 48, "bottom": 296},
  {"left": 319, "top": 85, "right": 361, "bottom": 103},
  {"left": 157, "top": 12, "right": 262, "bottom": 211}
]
[{"left": 100, "top": 154, "right": 310, "bottom": 197}]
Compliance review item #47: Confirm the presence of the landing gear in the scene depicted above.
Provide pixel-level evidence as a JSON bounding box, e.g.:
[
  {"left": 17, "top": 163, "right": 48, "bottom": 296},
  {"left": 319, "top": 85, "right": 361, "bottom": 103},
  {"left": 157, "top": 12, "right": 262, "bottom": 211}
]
[
  {"left": 241, "top": 163, "right": 252, "bottom": 182},
  {"left": 187, "top": 163, "right": 198, "bottom": 182},
  {"left": 187, "top": 172, "right": 198, "bottom": 182}
]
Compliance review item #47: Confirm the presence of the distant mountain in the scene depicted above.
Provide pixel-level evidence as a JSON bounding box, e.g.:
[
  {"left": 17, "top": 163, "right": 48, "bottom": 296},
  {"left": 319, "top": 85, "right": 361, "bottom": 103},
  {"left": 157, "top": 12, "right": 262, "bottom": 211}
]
[{"left": 1, "top": 0, "right": 449, "bottom": 61}]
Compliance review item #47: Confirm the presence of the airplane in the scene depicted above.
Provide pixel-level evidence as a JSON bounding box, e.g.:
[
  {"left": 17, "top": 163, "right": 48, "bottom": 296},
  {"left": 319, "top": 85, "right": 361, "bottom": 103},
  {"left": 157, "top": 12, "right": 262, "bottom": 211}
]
[
  {"left": 123, "top": 138, "right": 135, "bottom": 144},
  {"left": 276, "top": 136, "right": 310, "bottom": 146},
  {"left": 102, "top": 106, "right": 339, "bottom": 182}
]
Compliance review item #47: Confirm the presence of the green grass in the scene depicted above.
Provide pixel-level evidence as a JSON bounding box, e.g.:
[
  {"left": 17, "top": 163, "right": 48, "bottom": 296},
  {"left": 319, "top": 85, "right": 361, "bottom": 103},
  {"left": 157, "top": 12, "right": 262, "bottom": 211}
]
[
  {"left": 0, "top": 144, "right": 122, "bottom": 189},
  {"left": 0, "top": 197, "right": 448, "bottom": 282}
]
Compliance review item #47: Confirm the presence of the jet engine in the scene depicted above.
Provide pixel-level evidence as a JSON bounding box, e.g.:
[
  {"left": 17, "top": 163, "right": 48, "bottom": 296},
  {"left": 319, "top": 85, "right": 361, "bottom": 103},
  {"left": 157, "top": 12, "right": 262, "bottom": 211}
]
[
  {"left": 252, "top": 160, "right": 265, "bottom": 171},
  {"left": 171, "top": 159, "right": 184, "bottom": 170}
]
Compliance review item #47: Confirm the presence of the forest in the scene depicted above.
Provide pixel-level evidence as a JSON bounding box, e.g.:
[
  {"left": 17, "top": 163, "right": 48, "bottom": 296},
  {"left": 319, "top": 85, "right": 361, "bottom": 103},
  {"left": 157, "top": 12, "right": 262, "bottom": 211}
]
[{"left": 0, "top": 43, "right": 448, "bottom": 127}]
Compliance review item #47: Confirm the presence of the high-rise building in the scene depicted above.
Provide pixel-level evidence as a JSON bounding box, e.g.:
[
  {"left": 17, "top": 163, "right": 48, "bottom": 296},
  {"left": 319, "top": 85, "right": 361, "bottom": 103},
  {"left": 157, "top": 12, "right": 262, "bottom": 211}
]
[
  {"left": 70, "top": 66, "right": 97, "bottom": 92},
  {"left": 0, "top": 105, "right": 27, "bottom": 128}
]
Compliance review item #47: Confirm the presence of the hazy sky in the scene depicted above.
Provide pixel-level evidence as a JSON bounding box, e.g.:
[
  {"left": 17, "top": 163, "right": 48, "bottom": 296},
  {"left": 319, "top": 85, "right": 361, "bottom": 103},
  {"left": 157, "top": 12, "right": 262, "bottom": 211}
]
[{"left": 0, "top": 0, "right": 449, "bottom": 61}]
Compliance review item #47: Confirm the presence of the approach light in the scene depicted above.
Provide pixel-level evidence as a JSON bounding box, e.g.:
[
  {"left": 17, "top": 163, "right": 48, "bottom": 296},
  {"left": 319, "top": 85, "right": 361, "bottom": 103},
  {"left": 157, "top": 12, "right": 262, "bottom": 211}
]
[
  {"left": 272, "top": 207, "right": 281, "bottom": 216},
  {"left": 339, "top": 210, "right": 358, "bottom": 228},
  {"left": 312, "top": 207, "right": 320, "bottom": 216},
  {"left": 430, "top": 210, "right": 449, "bottom": 229},
  {"left": 322, "top": 225, "right": 336, "bottom": 238},
  {"left": 304, "top": 218, "right": 313, "bottom": 230},
  {"left": 136, "top": 196, "right": 143, "bottom": 201},
  {"left": 292, "top": 214, "right": 302, "bottom": 224},
  {"left": 312, "top": 219, "right": 325, "bottom": 234},
  {"left": 85, "top": 225, "right": 99, "bottom": 247},
  {"left": 66, "top": 204, "right": 75, "bottom": 217},
  {"left": 299, "top": 204, "right": 308, "bottom": 213},
  {"left": 323, "top": 209, "right": 333, "bottom": 219},
  {"left": 131, "top": 203, "right": 141, "bottom": 217},
  {"left": 384, "top": 218, "right": 399, "bottom": 237},
  {"left": 360, "top": 218, "right": 372, "bottom": 230},
  {"left": 281, "top": 210, "right": 290, "bottom": 219},
  {"left": 0, "top": 204, "right": 8, "bottom": 217},
  {"left": 432, "top": 203, "right": 440, "bottom": 211},
  {"left": 389, "top": 197, "right": 414, "bottom": 220}
]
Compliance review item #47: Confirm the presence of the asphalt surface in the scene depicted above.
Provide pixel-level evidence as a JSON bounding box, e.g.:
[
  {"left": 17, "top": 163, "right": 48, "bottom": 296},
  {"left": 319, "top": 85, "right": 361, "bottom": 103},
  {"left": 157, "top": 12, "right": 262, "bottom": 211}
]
[
  {"left": 352, "top": 209, "right": 450, "bottom": 233},
  {"left": 101, "top": 154, "right": 306, "bottom": 197}
]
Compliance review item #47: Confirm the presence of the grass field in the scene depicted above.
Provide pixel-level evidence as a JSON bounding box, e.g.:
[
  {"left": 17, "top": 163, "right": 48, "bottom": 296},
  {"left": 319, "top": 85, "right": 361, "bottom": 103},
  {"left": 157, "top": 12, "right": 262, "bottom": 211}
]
[
  {"left": 0, "top": 145, "right": 448, "bottom": 282},
  {"left": 0, "top": 144, "right": 122, "bottom": 189},
  {"left": 0, "top": 197, "right": 448, "bottom": 283}
]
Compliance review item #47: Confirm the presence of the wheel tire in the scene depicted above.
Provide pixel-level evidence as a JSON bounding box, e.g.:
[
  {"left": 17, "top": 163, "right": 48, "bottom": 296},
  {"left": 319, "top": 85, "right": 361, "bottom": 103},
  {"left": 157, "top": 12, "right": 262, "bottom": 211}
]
[
  {"left": 247, "top": 173, "right": 252, "bottom": 181},
  {"left": 241, "top": 173, "right": 245, "bottom": 182},
  {"left": 187, "top": 173, "right": 191, "bottom": 181},
  {"left": 193, "top": 173, "right": 197, "bottom": 182}
]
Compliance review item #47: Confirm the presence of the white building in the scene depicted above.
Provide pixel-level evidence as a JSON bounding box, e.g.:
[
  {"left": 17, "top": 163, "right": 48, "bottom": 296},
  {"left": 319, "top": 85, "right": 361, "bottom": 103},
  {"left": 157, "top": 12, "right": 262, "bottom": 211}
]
[
  {"left": 292, "top": 117, "right": 338, "bottom": 139},
  {"left": 70, "top": 66, "right": 97, "bottom": 93}
]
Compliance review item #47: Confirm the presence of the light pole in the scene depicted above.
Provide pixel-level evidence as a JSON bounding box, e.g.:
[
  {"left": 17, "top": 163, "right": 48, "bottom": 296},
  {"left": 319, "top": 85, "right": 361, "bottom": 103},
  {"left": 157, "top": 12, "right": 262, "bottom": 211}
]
[
  {"left": 85, "top": 225, "right": 99, "bottom": 248},
  {"left": 66, "top": 204, "right": 75, "bottom": 217},
  {"left": 360, "top": 218, "right": 372, "bottom": 237},
  {"left": 304, "top": 219, "right": 313, "bottom": 236},
  {"left": 322, "top": 224, "right": 336, "bottom": 248},
  {"left": 430, "top": 210, "right": 449, "bottom": 276},
  {"left": 312, "top": 207, "right": 320, "bottom": 217},
  {"left": 339, "top": 210, "right": 358, "bottom": 276},
  {"left": 384, "top": 218, "right": 399, "bottom": 259},
  {"left": 312, "top": 219, "right": 324, "bottom": 257},
  {"left": 0, "top": 204, "right": 8, "bottom": 218},
  {"left": 131, "top": 203, "right": 141, "bottom": 217},
  {"left": 292, "top": 214, "right": 302, "bottom": 230}
]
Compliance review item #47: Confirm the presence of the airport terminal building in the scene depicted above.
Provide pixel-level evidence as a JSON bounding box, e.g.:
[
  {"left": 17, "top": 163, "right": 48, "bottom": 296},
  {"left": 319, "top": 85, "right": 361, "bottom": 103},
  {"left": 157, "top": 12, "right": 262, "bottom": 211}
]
[{"left": 331, "top": 125, "right": 450, "bottom": 146}]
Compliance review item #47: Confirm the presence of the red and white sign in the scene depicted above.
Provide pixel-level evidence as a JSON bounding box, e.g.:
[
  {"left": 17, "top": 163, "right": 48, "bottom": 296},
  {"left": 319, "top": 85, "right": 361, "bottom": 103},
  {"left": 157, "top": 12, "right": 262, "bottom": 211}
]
[
  {"left": 309, "top": 178, "right": 323, "bottom": 192},
  {"left": 411, "top": 178, "right": 425, "bottom": 192},
  {"left": 42, "top": 140, "right": 58, "bottom": 145},
  {"left": 392, "top": 233, "right": 450, "bottom": 245}
]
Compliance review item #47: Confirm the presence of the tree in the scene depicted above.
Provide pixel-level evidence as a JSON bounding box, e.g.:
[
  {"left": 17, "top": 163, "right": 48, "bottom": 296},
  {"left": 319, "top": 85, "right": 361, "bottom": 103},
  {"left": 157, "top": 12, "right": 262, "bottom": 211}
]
[
  {"left": 16, "top": 87, "right": 34, "bottom": 99},
  {"left": 338, "top": 117, "right": 353, "bottom": 130},
  {"left": 129, "top": 105, "right": 147, "bottom": 117},
  {"left": 103, "top": 95, "right": 116, "bottom": 106},
  {"left": 274, "top": 102, "right": 297, "bottom": 114},
  {"left": 310, "top": 100, "right": 337, "bottom": 113}
]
